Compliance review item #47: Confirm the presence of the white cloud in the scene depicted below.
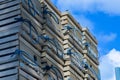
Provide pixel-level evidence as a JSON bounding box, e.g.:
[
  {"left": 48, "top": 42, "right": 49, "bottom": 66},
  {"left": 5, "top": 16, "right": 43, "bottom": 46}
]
[
  {"left": 98, "top": 33, "right": 117, "bottom": 43},
  {"left": 54, "top": 0, "right": 120, "bottom": 15},
  {"left": 97, "top": 0, "right": 120, "bottom": 15},
  {"left": 99, "top": 48, "right": 120, "bottom": 80}
]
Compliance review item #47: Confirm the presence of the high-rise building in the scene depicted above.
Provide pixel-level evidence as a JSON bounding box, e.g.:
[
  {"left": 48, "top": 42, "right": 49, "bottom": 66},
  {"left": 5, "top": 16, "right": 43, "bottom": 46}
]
[
  {"left": 115, "top": 67, "right": 120, "bottom": 80},
  {"left": 0, "top": 0, "right": 100, "bottom": 80}
]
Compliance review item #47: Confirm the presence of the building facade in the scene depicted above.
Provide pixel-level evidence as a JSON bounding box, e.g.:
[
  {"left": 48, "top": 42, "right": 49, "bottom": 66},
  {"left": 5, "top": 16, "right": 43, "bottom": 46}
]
[
  {"left": 115, "top": 67, "right": 120, "bottom": 80},
  {"left": 0, "top": 0, "right": 100, "bottom": 80}
]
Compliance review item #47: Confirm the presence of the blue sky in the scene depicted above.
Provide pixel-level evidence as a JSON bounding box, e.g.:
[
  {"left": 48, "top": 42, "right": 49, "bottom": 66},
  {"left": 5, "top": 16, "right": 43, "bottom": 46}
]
[{"left": 51, "top": 0, "right": 120, "bottom": 80}]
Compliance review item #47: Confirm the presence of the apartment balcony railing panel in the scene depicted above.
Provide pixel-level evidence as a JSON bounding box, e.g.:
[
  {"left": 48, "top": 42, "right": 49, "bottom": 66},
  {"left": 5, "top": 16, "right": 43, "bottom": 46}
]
[
  {"left": 43, "top": 25, "right": 64, "bottom": 44},
  {"left": 69, "top": 28, "right": 82, "bottom": 44},
  {"left": 62, "top": 27, "right": 83, "bottom": 51},
  {"left": 20, "top": 31, "right": 43, "bottom": 51},
  {"left": 42, "top": 45, "right": 65, "bottom": 66},
  {"left": 43, "top": 16, "right": 64, "bottom": 40},
  {"left": 41, "top": 31, "right": 63, "bottom": 53},
  {"left": 70, "top": 55, "right": 86, "bottom": 73},
  {"left": 19, "top": 37, "right": 42, "bottom": 66},
  {"left": 21, "top": 0, "right": 44, "bottom": 24},
  {"left": 64, "top": 50, "right": 85, "bottom": 78},
  {"left": 41, "top": 51, "right": 64, "bottom": 71},
  {"left": 63, "top": 67, "right": 84, "bottom": 80},
  {"left": 41, "top": 29, "right": 64, "bottom": 62},
  {"left": 19, "top": 59, "right": 42, "bottom": 80},
  {"left": 41, "top": 52, "right": 64, "bottom": 80},
  {"left": 41, "top": 2, "right": 64, "bottom": 39},
  {"left": 21, "top": 7, "right": 43, "bottom": 29},
  {"left": 86, "top": 48, "right": 99, "bottom": 65},
  {"left": 84, "top": 42, "right": 99, "bottom": 64},
  {"left": 88, "top": 48, "right": 98, "bottom": 62},
  {"left": 21, "top": 0, "right": 42, "bottom": 17},
  {"left": 84, "top": 61, "right": 100, "bottom": 80},
  {"left": 68, "top": 35, "right": 83, "bottom": 51},
  {"left": 10, "top": 49, "right": 43, "bottom": 80}
]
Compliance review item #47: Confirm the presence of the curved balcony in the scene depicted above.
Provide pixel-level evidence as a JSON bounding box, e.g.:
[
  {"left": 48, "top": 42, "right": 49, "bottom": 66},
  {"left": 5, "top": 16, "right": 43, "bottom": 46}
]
[{"left": 84, "top": 62, "right": 101, "bottom": 80}]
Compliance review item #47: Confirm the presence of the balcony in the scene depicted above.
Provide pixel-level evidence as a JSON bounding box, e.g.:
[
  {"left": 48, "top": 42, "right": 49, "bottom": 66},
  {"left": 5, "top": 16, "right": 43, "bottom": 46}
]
[
  {"left": 63, "top": 24, "right": 83, "bottom": 49},
  {"left": 88, "top": 47, "right": 98, "bottom": 59},
  {"left": 82, "top": 60, "right": 100, "bottom": 80},
  {"left": 88, "top": 66, "right": 101, "bottom": 80},
  {"left": 84, "top": 42, "right": 99, "bottom": 64},
  {"left": 66, "top": 48, "right": 86, "bottom": 72}
]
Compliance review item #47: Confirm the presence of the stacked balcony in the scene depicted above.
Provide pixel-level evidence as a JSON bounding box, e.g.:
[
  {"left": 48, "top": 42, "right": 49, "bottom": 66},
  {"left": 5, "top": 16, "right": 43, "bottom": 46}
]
[
  {"left": 0, "top": 0, "right": 21, "bottom": 79},
  {"left": 40, "top": 0, "right": 64, "bottom": 80},
  {"left": 61, "top": 12, "right": 85, "bottom": 80},
  {"left": 82, "top": 28, "right": 100, "bottom": 80},
  {"left": 0, "top": 0, "right": 44, "bottom": 80},
  {"left": 0, "top": 0, "right": 100, "bottom": 80}
]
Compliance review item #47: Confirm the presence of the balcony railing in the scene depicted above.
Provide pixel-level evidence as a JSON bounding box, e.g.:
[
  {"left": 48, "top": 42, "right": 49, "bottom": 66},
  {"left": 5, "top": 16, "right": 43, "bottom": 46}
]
[
  {"left": 66, "top": 48, "right": 85, "bottom": 71},
  {"left": 88, "top": 47, "right": 98, "bottom": 60},
  {"left": 41, "top": 35, "right": 64, "bottom": 59},
  {"left": 43, "top": 65, "right": 63, "bottom": 80},
  {"left": 22, "top": 0, "right": 42, "bottom": 17},
  {"left": 84, "top": 62, "right": 101, "bottom": 80},
  {"left": 89, "top": 66, "right": 101, "bottom": 80},
  {"left": 63, "top": 24, "right": 83, "bottom": 46},
  {"left": 12, "top": 49, "right": 64, "bottom": 80},
  {"left": 11, "top": 49, "right": 40, "bottom": 73},
  {"left": 42, "top": 5, "right": 59, "bottom": 24},
  {"left": 84, "top": 42, "right": 98, "bottom": 61}
]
